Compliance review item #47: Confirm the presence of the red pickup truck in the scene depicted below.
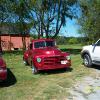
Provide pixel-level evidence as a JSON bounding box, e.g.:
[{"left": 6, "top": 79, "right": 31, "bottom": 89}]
[
  {"left": 0, "top": 57, "right": 7, "bottom": 82},
  {"left": 23, "top": 39, "right": 71, "bottom": 74}
]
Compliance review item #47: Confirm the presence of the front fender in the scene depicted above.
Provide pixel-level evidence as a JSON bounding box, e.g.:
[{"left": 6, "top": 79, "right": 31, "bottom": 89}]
[{"left": 81, "top": 50, "right": 91, "bottom": 59}]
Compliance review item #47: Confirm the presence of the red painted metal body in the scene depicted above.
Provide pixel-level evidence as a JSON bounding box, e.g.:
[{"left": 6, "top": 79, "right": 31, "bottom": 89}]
[
  {"left": 0, "top": 57, "right": 7, "bottom": 81},
  {"left": 23, "top": 39, "right": 71, "bottom": 71}
]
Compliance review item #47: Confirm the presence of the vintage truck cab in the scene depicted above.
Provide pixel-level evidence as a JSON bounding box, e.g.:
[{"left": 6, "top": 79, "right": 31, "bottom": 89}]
[{"left": 23, "top": 39, "right": 71, "bottom": 74}]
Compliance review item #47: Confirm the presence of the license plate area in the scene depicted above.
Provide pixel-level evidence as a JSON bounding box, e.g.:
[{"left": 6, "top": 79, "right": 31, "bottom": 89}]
[{"left": 61, "top": 60, "right": 68, "bottom": 64}]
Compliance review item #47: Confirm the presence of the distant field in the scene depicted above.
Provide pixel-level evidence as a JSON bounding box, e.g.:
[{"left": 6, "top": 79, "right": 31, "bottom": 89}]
[
  {"left": 0, "top": 49, "right": 95, "bottom": 100},
  {"left": 58, "top": 44, "right": 82, "bottom": 54},
  {"left": 58, "top": 44, "right": 83, "bottom": 49}
]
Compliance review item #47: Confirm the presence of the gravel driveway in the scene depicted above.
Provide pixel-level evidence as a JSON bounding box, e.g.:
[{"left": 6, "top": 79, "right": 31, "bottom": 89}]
[{"left": 68, "top": 68, "right": 100, "bottom": 100}]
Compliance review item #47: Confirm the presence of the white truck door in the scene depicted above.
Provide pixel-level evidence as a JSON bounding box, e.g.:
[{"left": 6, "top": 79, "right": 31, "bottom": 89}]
[{"left": 92, "top": 39, "right": 100, "bottom": 61}]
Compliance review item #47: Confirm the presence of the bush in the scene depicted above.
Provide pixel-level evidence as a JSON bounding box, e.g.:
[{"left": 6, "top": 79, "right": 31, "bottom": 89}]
[{"left": 68, "top": 38, "right": 78, "bottom": 44}]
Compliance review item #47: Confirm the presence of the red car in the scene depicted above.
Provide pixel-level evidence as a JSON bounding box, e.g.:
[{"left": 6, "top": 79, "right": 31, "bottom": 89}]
[
  {"left": 0, "top": 57, "right": 7, "bottom": 82},
  {"left": 23, "top": 39, "right": 71, "bottom": 74}
]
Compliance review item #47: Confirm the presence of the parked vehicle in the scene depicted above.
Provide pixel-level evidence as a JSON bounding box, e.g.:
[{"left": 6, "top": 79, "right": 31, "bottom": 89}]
[
  {"left": 0, "top": 57, "right": 7, "bottom": 82},
  {"left": 23, "top": 39, "right": 71, "bottom": 74},
  {"left": 81, "top": 39, "right": 100, "bottom": 67}
]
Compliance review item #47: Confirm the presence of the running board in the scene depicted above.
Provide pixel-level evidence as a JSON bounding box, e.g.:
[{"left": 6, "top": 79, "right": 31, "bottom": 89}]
[{"left": 92, "top": 60, "right": 100, "bottom": 65}]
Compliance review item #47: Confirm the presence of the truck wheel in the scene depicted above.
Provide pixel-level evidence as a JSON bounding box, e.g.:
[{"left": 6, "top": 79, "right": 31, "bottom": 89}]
[
  {"left": 83, "top": 54, "right": 92, "bottom": 67},
  {"left": 32, "top": 62, "right": 38, "bottom": 74},
  {"left": 23, "top": 57, "right": 29, "bottom": 65},
  {"left": 23, "top": 60, "right": 28, "bottom": 65}
]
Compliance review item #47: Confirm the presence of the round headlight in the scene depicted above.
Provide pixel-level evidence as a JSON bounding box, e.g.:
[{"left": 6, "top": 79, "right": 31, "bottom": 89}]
[
  {"left": 66, "top": 56, "right": 71, "bottom": 60},
  {"left": 37, "top": 58, "right": 41, "bottom": 63}
]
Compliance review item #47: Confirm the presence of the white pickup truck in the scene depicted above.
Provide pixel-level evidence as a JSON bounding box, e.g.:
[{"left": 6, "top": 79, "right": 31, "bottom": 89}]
[{"left": 81, "top": 39, "right": 100, "bottom": 67}]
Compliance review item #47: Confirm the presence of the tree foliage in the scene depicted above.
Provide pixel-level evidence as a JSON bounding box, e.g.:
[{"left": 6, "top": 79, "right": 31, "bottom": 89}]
[
  {"left": 28, "top": 0, "right": 77, "bottom": 39},
  {"left": 0, "top": 0, "right": 77, "bottom": 39},
  {"left": 0, "top": 0, "right": 11, "bottom": 24},
  {"left": 78, "top": 0, "right": 100, "bottom": 43},
  {"left": 68, "top": 38, "right": 78, "bottom": 44},
  {"left": 0, "top": 0, "right": 78, "bottom": 50},
  {"left": 0, "top": 0, "right": 12, "bottom": 49}
]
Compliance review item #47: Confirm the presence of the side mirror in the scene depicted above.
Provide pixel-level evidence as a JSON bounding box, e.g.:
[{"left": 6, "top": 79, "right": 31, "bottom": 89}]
[
  {"left": 92, "top": 44, "right": 95, "bottom": 46},
  {"left": 92, "top": 43, "right": 97, "bottom": 47}
]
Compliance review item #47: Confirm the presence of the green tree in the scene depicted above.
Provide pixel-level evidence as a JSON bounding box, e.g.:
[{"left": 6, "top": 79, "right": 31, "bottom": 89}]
[
  {"left": 0, "top": 0, "right": 11, "bottom": 50},
  {"left": 78, "top": 0, "right": 100, "bottom": 43},
  {"left": 28, "top": 0, "right": 77, "bottom": 39},
  {"left": 10, "top": 0, "right": 33, "bottom": 51},
  {"left": 68, "top": 37, "right": 78, "bottom": 44},
  {"left": 56, "top": 36, "right": 67, "bottom": 45},
  {"left": 0, "top": 0, "right": 78, "bottom": 51}
]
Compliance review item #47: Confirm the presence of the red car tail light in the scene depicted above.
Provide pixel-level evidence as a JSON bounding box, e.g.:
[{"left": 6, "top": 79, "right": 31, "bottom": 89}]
[{"left": 0, "top": 67, "right": 7, "bottom": 71}]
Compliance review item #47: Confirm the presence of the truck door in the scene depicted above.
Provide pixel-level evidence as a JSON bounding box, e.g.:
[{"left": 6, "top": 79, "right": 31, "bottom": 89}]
[{"left": 92, "top": 40, "right": 100, "bottom": 61}]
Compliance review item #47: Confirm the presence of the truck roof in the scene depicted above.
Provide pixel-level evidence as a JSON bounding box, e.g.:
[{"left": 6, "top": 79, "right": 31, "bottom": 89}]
[{"left": 31, "top": 38, "right": 55, "bottom": 43}]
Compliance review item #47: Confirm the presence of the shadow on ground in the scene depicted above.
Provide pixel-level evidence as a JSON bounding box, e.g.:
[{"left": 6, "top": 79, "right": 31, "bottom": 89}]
[
  {"left": 39, "top": 68, "right": 73, "bottom": 75},
  {"left": 3, "top": 48, "right": 81, "bottom": 55},
  {"left": 60, "top": 48, "right": 82, "bottom": 54},
  {"left": 91, "top": 65, "right": 100, "bottom": 70},
  {"left": 0, "top": 68, "right": 17, "bottom": 87},
  {"left": 3, "top": 50, "right": 23, "bottom": 55}
]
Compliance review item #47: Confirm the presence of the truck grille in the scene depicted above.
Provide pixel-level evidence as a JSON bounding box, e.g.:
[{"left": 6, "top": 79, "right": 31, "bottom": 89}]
[{"left": 43, "top": 56, "right": 66, "bottom": 65}]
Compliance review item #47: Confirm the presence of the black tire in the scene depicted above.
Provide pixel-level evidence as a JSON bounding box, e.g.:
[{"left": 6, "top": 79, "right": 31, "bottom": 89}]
[
  {"left": 83, "top": 54, "right": 92, "bottom": 67},
  {"left": 23, "top": 57, "right": 29, "bottom": 65},
  {"left": 23, "top": 60, "right": 29, "bottom": 65},
  {"left": 31, "top": 62, "right": 38, "bottom": 74}
]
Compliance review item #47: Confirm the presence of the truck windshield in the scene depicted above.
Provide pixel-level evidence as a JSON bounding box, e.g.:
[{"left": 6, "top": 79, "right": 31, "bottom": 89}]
[
  {"left": 46, "top": 41, "right": 55, "bottom": 47},
  {"left": 34, "top": 41, "right": 55, "bottom": 48}
]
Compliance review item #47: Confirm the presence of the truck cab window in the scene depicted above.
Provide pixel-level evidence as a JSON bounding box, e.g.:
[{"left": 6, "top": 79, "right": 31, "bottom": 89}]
[{"left": 96, "top": 40, "right": 100, "bottom": 46}]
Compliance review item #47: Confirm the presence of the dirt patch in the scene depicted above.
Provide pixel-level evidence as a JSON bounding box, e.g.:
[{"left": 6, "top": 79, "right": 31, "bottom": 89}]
[{"left": 68, "top": 69, "right": 100, "bottom": 100}]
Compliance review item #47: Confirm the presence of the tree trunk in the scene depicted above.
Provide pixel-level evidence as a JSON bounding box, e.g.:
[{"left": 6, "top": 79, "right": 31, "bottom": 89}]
[
  {"left": 38, "top": 23, "right": 41, "bottom": 39},
  {"left": 22, "top": 36, "right": 26, "bottom": 52},
  {"left": 41, "top": 22, "right": 43, "bottom": 37},
  {"left": 52, "top": 0, "right": 62, "bottom": 39}
]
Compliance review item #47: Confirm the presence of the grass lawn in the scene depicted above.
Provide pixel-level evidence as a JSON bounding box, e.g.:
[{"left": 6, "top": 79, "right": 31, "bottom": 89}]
[
  {"left": 0, "top": 49, "right": 94, "bottom": 100},
  {"left": 58, "top": 44, "right": 83, "bottom": 55},
  {"left": 58, "top": 44, "right": 83, "bottom": 49}
]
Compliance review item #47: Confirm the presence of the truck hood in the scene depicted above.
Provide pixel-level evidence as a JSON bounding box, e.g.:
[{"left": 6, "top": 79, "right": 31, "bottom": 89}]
[
  {"left": 83, "top": 45, "right": 92, "bottom": 50},
  {"left": 83, "top": 45, "right": 92, "bottom": 48},
  {"left": 34, "top": 47, "right": 64, "bottom": 56}
]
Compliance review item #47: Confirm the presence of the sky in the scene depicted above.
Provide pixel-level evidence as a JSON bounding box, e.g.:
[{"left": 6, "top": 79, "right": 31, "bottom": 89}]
[
  {"left": 60, "top": 3, "right": 82, "bottom": 37},
  {"left": 31, "top": 18, "right": 81, "bottom": 37},
  {"left": 59, "top": 2, "right": 82, "bottom": 37},
  {"left": 60, "top": 18, "right": 81, "bottom": 37}
]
